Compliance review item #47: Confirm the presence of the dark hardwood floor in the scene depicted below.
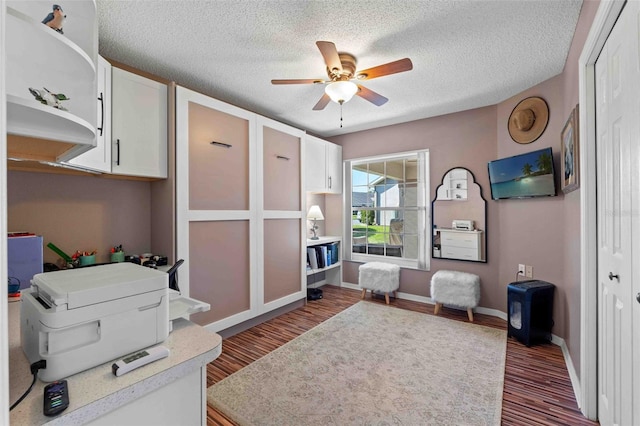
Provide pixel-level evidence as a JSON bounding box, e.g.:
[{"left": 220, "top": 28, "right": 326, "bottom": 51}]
[{"left": 206, "top": 285, "right": 598, "bottom": 425}]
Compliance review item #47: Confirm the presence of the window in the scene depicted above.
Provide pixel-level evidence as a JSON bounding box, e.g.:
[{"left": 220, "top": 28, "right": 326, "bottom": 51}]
[{"left": 344, "top": 150, "right": 430, "bottom": 270}]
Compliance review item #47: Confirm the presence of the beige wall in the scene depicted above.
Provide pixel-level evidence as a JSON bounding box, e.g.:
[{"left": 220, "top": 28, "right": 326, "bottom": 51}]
[{"left": 7, "top": 171, "right": 152, "bottom": 265}]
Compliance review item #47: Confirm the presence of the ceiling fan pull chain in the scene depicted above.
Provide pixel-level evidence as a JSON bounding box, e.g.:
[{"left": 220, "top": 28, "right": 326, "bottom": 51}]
[{"left": 340, "top": 101, "right": 344, "bottom": 128}]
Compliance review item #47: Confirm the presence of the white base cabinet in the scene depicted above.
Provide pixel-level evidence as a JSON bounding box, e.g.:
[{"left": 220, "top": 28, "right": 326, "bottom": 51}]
[{"left": 87, "top": 368, "right": 205, "bottom": 426}]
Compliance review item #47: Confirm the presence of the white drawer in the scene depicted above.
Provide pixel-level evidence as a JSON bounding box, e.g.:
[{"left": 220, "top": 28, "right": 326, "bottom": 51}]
[
  {"left": 440, "top": 245, "right": 480, "bottom": 261},
  {"left": 440, "top": 231, "right": 480, "bottom": 249}
]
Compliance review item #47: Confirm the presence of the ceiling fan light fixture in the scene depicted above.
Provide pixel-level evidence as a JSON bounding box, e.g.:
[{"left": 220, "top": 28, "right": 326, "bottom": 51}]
[{"left": 325, "top": 81, "right": 358, "bottom": 104}]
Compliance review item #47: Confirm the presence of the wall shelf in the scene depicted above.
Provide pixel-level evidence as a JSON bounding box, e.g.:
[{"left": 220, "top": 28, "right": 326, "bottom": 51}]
[
  {"left": 306, "top": 236, "right": 342, "bottom": 287},
  {"left": 6, "top": 6, "right": 95, "bottom": 77},
  {"left": 7, "top": 95, "right": 95, "bottom": 145},
  {"left": 6, "top": 0, "right": 97, "bottom": 162}
]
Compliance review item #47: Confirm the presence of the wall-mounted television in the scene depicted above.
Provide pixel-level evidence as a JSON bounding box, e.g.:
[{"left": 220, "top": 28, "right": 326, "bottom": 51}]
[{"left": 487, "top": 147, "right": 557, "bottom": 200}]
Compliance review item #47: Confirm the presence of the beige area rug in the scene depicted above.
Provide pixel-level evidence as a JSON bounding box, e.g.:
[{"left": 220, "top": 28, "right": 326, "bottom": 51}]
[{"left": 207, "top": 301, "right": 507, "bottom": 425}]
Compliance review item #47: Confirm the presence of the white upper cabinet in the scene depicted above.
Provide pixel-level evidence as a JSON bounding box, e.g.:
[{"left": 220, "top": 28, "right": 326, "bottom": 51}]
[
  {"left": 111, "top": 67, "right": 168, "bottom": 178},
  {"left": 5, "top": 0, "right": 97, "bottom": 161},
  {"left": 305, "top": 135, "right": 342, "bottom": 194},
  {"left": 66, "top": 56, "right": 112, "bottom": 173},
  {"left": 305, "top": 135, "right": 326, "bottom": 192},
  {"left": 325, "top": 140, "right": 342, "bottom": 194}
]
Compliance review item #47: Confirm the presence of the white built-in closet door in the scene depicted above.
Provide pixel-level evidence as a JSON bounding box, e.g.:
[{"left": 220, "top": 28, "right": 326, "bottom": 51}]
[
  {"left": 595, "top": 1, "right": 640, "bottom": 424},
  {"left": 176, "top": 86, "right": 257, "bottom": 331}
]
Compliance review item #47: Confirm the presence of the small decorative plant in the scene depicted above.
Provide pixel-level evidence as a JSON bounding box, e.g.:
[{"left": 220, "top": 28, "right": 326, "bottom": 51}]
[{"left": 29, "top": 87, "right": 70, "bottom": 111}]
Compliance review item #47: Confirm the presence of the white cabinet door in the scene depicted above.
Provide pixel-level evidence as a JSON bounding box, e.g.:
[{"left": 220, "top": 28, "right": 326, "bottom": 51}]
[
  {"left": 305, "top": 135, "right": 327, "bottom": 192},
  {"left": 305, "top": 135, "right": 342, "bottom": 194},
  {"left": 66, "top": 56, "right": 111, "bottom": 172},
  {"left": 111, "top": 68, "right": 167, "bottom": 178},
  {"left": 326, "top": 141, "right": 342, "bottom": 194}
]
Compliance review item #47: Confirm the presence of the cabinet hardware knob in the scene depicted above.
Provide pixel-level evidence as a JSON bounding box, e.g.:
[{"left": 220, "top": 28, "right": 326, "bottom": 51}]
[
  {"left": 210, "top": 141, "right": 232, "bottom": 148},
  {"left": 608, "top": 272, "right": 619, "bottom": 281}
]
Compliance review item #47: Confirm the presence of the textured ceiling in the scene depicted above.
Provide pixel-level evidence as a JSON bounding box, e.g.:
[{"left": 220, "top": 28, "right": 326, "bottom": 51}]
[{"left": 97, "top": 0, "right": 583, "bottom": 137}]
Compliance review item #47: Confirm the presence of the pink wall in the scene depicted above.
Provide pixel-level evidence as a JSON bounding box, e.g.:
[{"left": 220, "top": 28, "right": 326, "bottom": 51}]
[
  {"left": 496, "top": 0, "right": 599, "bottom": 378},
  {"left": 495, "top": 75, "right": 566, "bottom": 342},
  {"left": 330, "top": 105, "right": 500, "bottom": 306},
  {"left": 7, "top": 171, "right": 152, "bottom": 265},
  {"left": 561, "top": 0, "right": 600, "bottom": 376},
  {"left": 329, "top": 0, "right": 601, "bottom": 381}
]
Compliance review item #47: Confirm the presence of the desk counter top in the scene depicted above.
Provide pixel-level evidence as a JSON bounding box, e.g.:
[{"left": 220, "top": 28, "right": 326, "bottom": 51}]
[{"left": 8, "top": 300, "right": 222, "bottom": 425}]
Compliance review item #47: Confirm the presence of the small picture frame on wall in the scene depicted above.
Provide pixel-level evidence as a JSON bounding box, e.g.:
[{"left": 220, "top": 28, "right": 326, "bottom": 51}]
[{"left": 561, "top": 104, "right": 580, "bottom": 194}]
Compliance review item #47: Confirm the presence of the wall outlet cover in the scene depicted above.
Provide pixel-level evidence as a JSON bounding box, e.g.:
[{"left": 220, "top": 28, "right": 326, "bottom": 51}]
[{"left": 525, "top": 265, "right": 533, "bottom": 278}]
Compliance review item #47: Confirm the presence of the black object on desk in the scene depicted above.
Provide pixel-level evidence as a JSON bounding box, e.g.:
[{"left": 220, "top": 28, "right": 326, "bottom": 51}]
[
  {"left": 167, "top": 259, "right": 184, "bottom": 292},
  {"left": 507, "top": 280, "right": 555, "bottom": 346},
  {"left": 43, "top": 380, "right": 69, "bottom": 416}
]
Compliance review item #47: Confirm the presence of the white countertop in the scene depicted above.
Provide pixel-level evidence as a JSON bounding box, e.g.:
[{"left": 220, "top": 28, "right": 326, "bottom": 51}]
[{"left": 8, "top": 299, "right": 222, "bottom": 425}]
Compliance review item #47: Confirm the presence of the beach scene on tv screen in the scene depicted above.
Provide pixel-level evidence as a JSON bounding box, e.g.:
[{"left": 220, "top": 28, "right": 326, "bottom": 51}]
[{"left": 489, "top": 149, "right": 555, "bottom": 199}]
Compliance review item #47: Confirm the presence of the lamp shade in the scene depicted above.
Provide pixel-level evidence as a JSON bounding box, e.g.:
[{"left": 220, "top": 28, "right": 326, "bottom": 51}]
[
  {"left": 307, "top": 205, "right": 324, "bottom": 220},
  {"left": 324, "top": 81, "right": 358, "bottom": 104}
]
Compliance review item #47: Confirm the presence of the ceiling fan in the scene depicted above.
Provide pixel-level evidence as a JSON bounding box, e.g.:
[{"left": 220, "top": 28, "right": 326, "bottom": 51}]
[{"left": 271, "top": 41, "right": 413, "bottom": 110}]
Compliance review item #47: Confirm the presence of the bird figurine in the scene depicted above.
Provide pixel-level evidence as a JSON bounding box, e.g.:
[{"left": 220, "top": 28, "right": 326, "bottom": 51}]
[
  {"left": 29, "top": 87, "right": 70, "bottom": 111},
  {"left": 42, "top": 4, "right": 65, "bottom": 34}
]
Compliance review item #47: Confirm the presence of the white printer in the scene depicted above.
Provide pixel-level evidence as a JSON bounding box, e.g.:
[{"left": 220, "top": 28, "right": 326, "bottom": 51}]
[
  {"left": 452, "top": 219, "right": 475, "bottom": 231},
  {"left": 21, "top": 262, "right": 208, "bottom": 382}
]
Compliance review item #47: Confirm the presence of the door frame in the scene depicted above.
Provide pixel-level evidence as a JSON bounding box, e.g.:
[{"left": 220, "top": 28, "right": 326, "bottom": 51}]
[
  {"left": 1, "top": 4, "right": 9, "bottom": 424},
  {"left": 579, "top": 0, "right": 626, "bottom": 420}
]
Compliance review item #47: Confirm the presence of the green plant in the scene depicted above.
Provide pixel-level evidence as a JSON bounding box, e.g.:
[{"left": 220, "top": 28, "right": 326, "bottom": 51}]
[{"left": 360, "top": 210, "right": 376, "bottom": 225}]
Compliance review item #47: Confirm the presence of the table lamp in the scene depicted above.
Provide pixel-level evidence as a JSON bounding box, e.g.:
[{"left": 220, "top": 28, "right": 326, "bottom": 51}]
[{"left": 307, "top": 205, "right": 324, "bottom": 240}]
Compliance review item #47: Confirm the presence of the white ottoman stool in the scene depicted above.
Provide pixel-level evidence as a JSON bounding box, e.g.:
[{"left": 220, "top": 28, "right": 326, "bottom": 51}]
[
  {"left": 359, "top": 262, "right": 400, "bottom": 304},
  {"left": 430, "top": 270, "right": 480, "bottom": 322}
]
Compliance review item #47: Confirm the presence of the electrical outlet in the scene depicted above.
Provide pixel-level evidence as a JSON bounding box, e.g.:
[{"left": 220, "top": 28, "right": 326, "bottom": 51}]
[
  {"left": 525, "top": 265, "right": 533, "bottom": 278},
  {"left": 518, "top": 264, "right": 525, "bottom": 276}
]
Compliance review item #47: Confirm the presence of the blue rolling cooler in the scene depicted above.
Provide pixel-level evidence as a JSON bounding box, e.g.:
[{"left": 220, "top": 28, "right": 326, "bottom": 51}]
[{"left": 507, "top": 280, "right": 555, "bottom": 346}]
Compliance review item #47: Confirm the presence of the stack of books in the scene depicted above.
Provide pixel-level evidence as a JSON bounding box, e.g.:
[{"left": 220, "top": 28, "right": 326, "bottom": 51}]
[{"left": 306, "top": 242, "right": 340, "bottom": 271}]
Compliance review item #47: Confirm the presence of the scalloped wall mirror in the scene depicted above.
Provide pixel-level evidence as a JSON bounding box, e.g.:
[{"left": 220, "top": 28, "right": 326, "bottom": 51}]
[{"left": 432, "top": 168, "right": 487, "bottom": 262}]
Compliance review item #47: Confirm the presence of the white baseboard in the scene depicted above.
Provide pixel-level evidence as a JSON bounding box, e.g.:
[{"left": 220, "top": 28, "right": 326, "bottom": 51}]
[
  {"left": 337, "top": 282, "right": 359, "bottom": 291},
  {"left": 339, "top": 282, "right": 506, "bottom": 319},
  {"left": 336, "top": 281, "right": 581, "bottom": 405},
  {"left": 551, "top": 334, "right": 583, "bottom": 409},
  {"left": 475, "top": 306, "right": 508, "bottom": 321}
]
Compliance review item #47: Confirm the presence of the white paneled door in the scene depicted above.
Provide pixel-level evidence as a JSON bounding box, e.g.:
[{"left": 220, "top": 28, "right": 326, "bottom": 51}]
[{"left": 595, "top": 1, "right": 640, "bottom": 424}]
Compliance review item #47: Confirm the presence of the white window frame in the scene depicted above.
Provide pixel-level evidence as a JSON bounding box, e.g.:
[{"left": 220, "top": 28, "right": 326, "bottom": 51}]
[{"left": 343, "top": 150, "right": 430, "bottom": 270}]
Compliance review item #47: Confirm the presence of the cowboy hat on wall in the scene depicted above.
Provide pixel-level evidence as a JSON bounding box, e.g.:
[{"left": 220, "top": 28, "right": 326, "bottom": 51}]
[{"left": 508, "top": 96, "right": 549, "bottom": 144}]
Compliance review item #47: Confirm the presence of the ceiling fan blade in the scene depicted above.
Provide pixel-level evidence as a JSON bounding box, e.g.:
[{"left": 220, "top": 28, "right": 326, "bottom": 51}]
[
  {"left": 313, "top": 93, "right": 331, "bottom": 110},
  {"left": 356, "top": 84, "right": 388, "bottom": 106},
  {"left": 316, "top": 41, "right": 343, "bottom": 74},
  {"left": 271, "top": 79, "right": 324, "bottom": 85},
  {"left": 356, "top": 58, "right": 413, "bottom": 80}
]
